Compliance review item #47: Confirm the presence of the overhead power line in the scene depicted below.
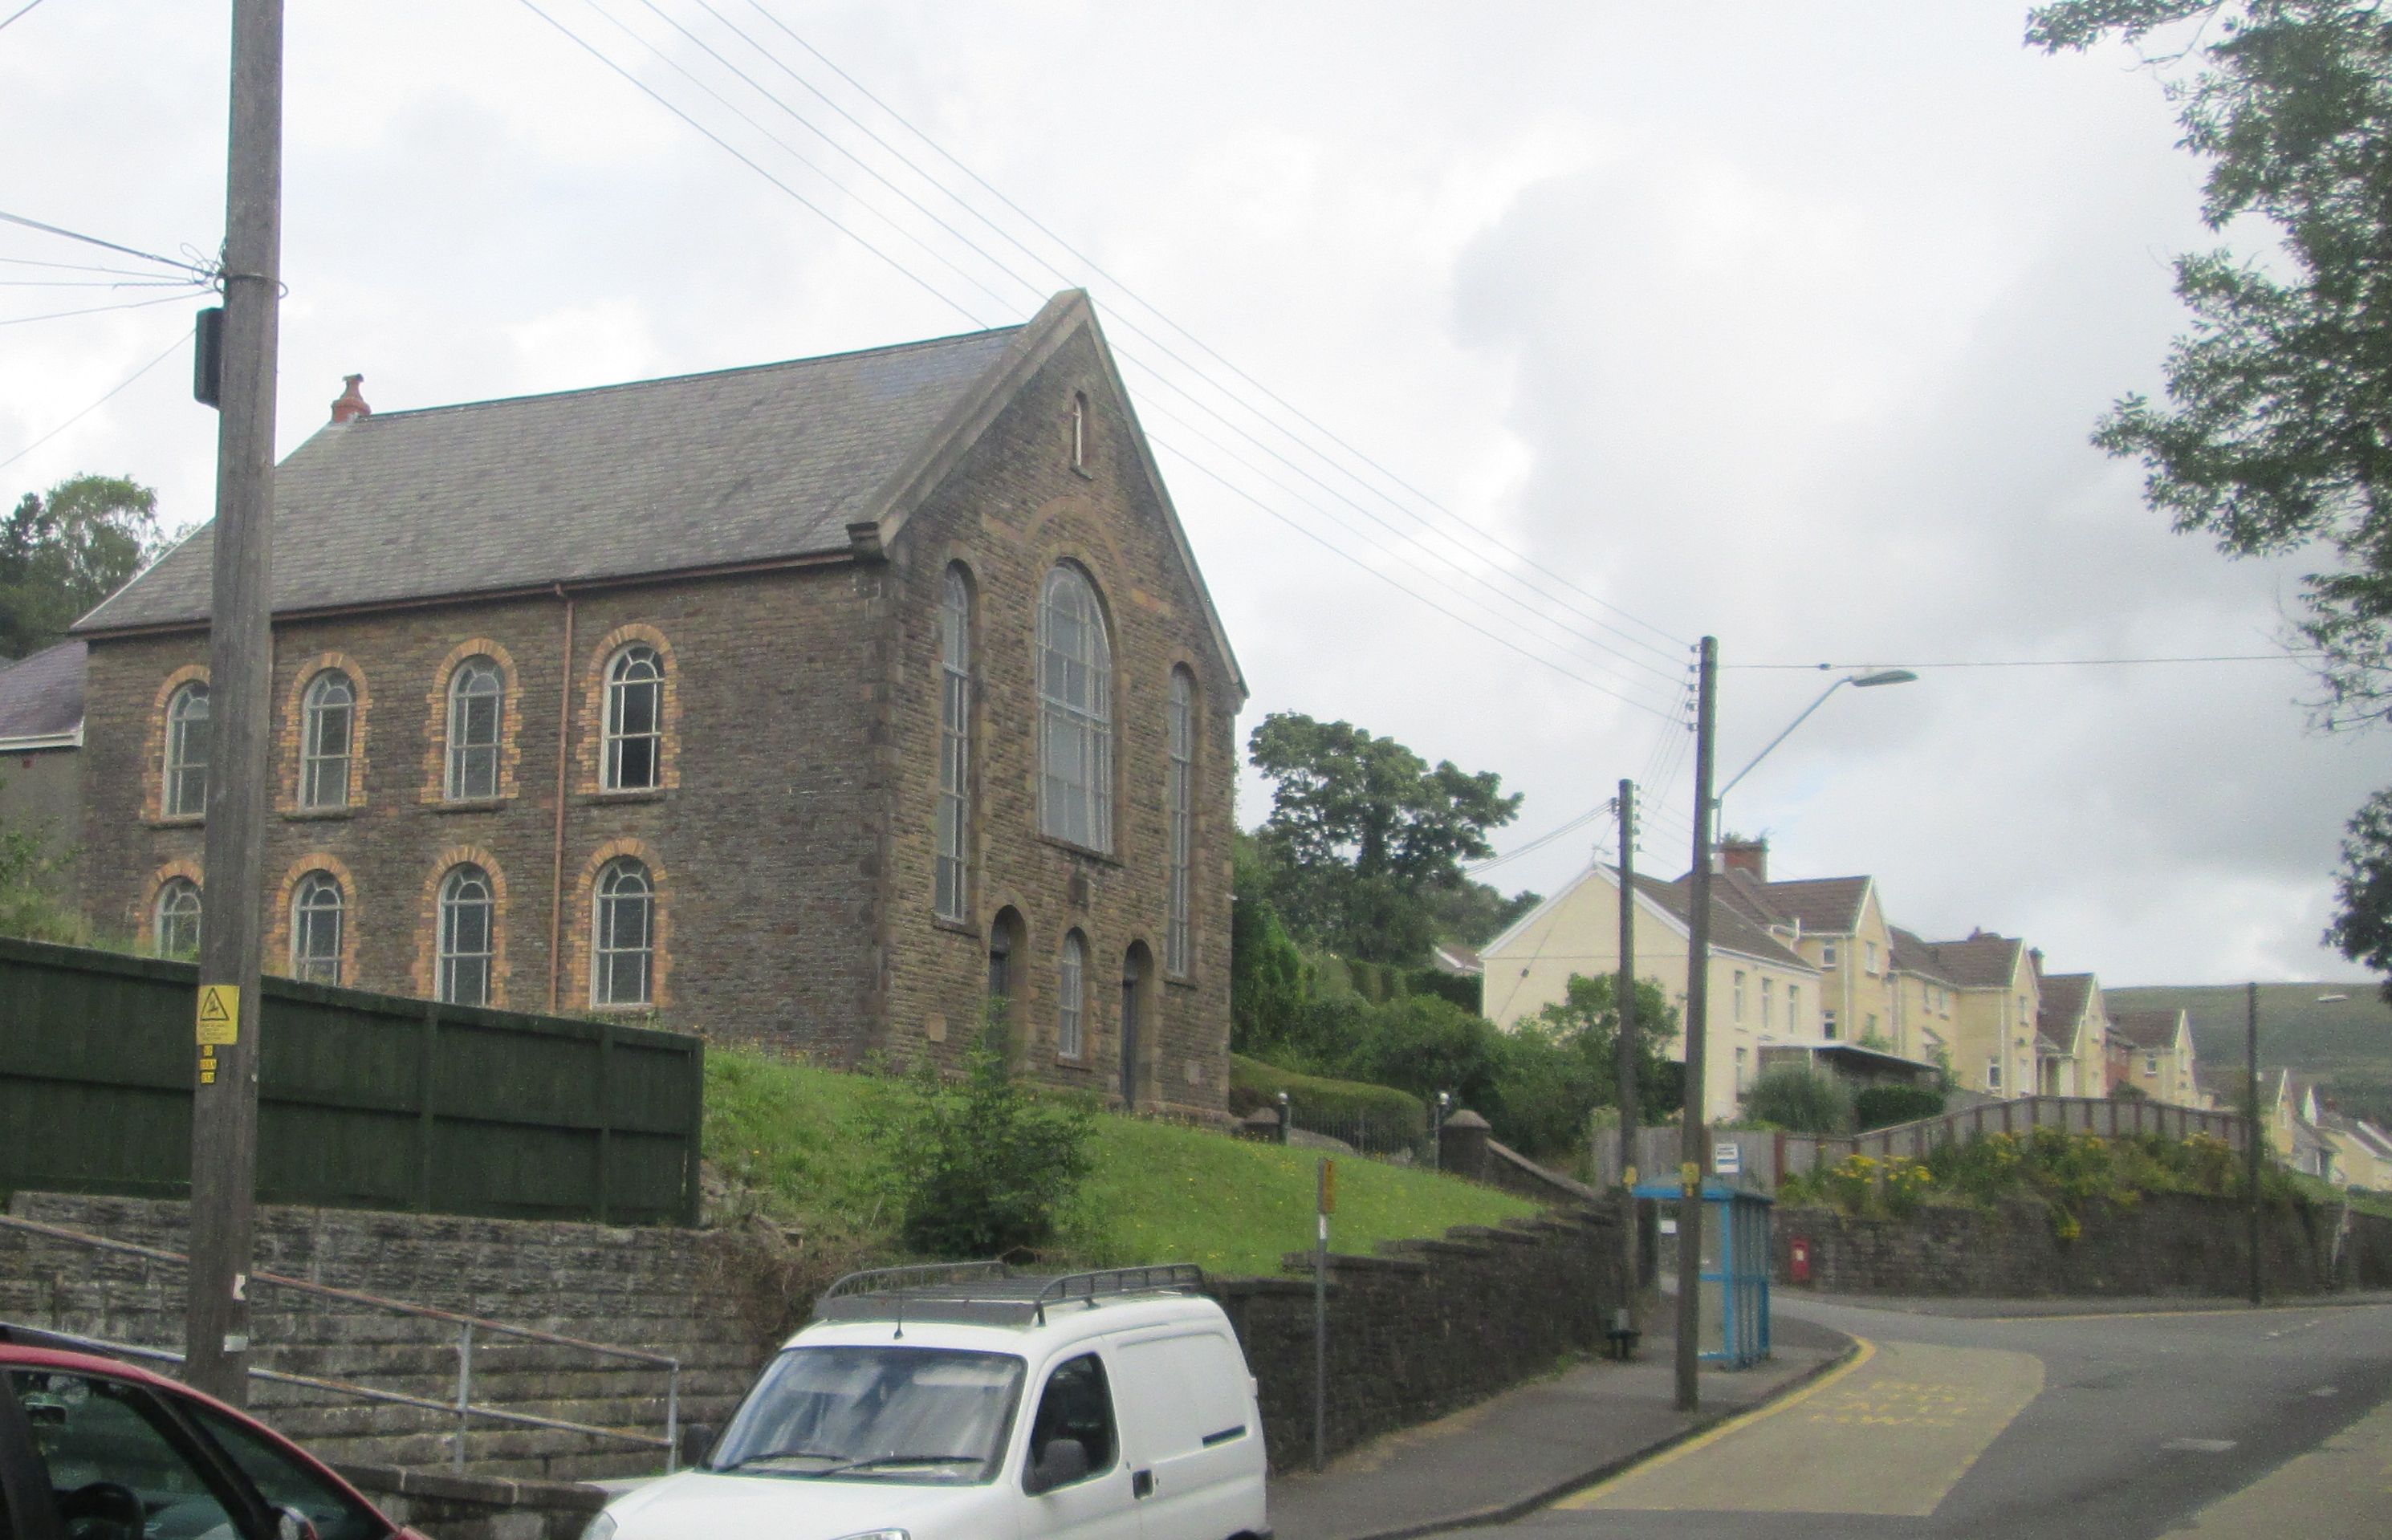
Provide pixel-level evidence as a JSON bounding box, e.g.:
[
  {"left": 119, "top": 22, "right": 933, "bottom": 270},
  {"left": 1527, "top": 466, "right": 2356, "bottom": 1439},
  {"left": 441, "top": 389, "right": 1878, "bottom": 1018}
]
[
  {"left": 1730, "top": 654, "right": 2320, "bottom": 670},
  {"left": 0, "top": 323, "right": 192, "bottom": 473},
  {"left": 0, "top": 210, "right": 210, "bottom": 277},
  {"left": 0, "top": 0, "right": 51, "bottom": 35},
  {"left": 1, "top": 289, "right": 209, "bottom": 328}
]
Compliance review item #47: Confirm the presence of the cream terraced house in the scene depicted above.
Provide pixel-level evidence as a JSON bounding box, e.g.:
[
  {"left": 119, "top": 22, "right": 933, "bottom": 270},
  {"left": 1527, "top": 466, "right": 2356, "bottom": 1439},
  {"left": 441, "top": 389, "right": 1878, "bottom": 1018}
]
[
  {"left": 2105, "top": 1007, "right": 2200, "bottom": 1106},
  {"left": 1479, "top": 863, "right": 1822, "bottom": 1119},
  {"left": 1889, "top": 927, "right": 1963, "bottom": 1072},
  {"left": 1920, "top": 932, "right": 2042, "bottom": 1099},
  {"left": 2035, "top": 972, "right": 2111, "bottom": 1098},
  {"left": 1711, "top": 842, "right": 1903, "bottom": 1053}
]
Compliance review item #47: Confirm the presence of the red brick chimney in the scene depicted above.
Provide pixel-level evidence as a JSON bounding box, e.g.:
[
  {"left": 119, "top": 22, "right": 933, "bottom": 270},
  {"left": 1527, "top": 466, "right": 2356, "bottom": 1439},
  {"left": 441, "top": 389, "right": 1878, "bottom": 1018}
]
[
  {"left": 330, "top": 374, "right": 371, "bottom": 425},
  {"left": 1719, "top": 837, "right": 1768, "bottom": 883}
]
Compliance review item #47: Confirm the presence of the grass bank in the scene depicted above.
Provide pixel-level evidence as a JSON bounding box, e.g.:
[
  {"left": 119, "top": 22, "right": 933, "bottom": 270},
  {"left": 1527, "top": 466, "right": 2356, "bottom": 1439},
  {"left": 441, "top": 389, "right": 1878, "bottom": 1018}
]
[{"left": 703, "top": 1048, "right": 1536, "bottom": 1277}]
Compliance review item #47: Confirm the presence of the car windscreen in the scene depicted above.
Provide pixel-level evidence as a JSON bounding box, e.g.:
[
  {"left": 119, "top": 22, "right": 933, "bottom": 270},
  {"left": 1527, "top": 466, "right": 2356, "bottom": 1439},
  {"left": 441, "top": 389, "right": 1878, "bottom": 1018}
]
[{"left": 707, "top": 1346, "right": 1027, "bottom": 1485}]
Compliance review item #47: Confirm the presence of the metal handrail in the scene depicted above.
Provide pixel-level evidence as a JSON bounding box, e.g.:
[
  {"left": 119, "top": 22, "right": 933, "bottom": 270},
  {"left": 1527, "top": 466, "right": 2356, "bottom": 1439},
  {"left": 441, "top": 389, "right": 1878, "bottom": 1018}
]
[
  {"left": 820, "top": 1260, "right": 1015, "bottom": 1299},
  {"left": 0, "top": 1211, "right": 681, "bottom": 1473}
]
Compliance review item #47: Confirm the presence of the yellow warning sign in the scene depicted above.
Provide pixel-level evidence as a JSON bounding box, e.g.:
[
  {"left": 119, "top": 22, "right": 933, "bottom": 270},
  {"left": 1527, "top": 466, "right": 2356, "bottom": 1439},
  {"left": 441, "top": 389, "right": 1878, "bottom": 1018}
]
[{"left": 196, "top": 984, "right": 240, "bottom": 1047}]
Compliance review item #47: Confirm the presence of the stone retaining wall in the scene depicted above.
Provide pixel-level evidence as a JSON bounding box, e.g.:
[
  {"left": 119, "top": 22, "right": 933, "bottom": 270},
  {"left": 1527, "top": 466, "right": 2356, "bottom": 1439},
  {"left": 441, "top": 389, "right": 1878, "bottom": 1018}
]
[{"left": 1773, "top": 1193, "right": 2359, "bottom": 1298}]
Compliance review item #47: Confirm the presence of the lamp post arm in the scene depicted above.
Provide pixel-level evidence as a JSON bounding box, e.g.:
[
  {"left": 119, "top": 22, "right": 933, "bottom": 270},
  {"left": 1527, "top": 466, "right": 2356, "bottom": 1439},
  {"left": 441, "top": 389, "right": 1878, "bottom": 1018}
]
[{"left": 1715, "top": 678, "right": 1849, "bottom": 811}]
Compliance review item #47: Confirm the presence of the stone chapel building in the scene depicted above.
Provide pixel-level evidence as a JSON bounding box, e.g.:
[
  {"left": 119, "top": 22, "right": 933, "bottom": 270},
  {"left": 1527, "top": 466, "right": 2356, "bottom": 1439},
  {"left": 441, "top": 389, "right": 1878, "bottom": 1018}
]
[{"left": 72, "top": 291, "right": 1246, "bottom": 1115}]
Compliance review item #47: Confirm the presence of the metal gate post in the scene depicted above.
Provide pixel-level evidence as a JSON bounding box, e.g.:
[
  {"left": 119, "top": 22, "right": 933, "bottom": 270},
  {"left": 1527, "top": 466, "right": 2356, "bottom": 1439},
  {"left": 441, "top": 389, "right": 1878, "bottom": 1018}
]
[{"left": 454, "top": 1322, "right": 474, "bottom": 1473}]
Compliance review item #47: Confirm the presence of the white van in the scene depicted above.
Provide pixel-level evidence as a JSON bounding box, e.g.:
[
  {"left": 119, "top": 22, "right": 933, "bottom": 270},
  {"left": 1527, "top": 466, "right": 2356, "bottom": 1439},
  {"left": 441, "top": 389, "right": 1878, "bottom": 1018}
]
[{"left": 589, "top": 1262, "right": 1271, "bottom": 1540}]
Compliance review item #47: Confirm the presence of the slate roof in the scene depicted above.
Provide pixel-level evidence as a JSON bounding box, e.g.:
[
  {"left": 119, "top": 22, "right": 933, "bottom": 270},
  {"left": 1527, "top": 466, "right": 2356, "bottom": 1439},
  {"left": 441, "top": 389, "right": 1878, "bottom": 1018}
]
[
  {"left": 0, "top": 640, "right": 87, "bottom": 742},
  {"left": 1755, "top": 876, "right": 1872, "bottom": 935},
  {"left": 1630, "top": 873, "right": 1815, "bottom": 972},
  {"left": 1887, "top": 927, "right": 1957, "bottom": 985},
  {"left": 1922, "top": 933, "right": 2028, "bottom": 989},
  {"left": 2040, "top": 973, "right": 2095, "bottom": 1027},
  {"left": 2108, "top": 1008, "right": 2183, "bottom": 1051},
  {"left": 75, "top": 326, "right": 1026, "bottom": 632}
]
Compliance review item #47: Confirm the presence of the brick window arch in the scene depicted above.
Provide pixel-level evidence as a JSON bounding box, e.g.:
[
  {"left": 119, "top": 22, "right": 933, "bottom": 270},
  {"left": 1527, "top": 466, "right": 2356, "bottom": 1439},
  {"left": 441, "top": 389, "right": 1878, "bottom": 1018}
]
[
  {"left": 142, "top": 859, "right": 205, "bottom": 958},
  {"left": 147, "top": 665, "right": 211, "bottom": 822},
  {"left": 422, "top": 639, "right": 522, "bottom": 804},
  {"left": 412, "top": 845, "right": 512, "bottom": 1006},
  {"left": 1057, "top": 928, "right": 1088, "bottom": 1061},
  {"left": 269, "top": 854, "right": 360, "bottom": 985},
  {"left": 1165, "top": 665, "right": 1196, "bottom": 977},
  {"left": 278, "top": 652, "right": 372, "bottom": 815},
  {"left": 935, "top": 561, "right": 974, "bottom": 922},
  {"left": 579, "top": 626, "right": 681, "bottom": 795},
  {"left": 570, "top": 839, "right": 671, "bottom": 1010}
]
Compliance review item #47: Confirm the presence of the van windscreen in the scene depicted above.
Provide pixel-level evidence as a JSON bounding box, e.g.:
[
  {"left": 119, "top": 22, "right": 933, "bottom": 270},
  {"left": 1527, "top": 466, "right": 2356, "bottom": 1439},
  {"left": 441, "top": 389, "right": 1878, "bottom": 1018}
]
[{"left": 707, "top": 1347, "right": 1027, "bottom": 1485}]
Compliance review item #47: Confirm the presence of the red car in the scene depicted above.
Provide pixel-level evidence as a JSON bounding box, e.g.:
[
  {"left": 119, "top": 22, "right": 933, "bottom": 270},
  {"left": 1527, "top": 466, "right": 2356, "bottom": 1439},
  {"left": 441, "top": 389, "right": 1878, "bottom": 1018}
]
[{"left": 0, "top": 1326, "right": 427, "bottom": 1540}]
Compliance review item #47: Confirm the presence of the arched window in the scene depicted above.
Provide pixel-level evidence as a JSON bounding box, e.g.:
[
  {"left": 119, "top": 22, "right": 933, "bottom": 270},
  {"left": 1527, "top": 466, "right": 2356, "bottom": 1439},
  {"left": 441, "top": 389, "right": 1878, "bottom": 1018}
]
[
  {"left": 437, "top": 865, "right": 495, "bottom": 1006},
  {"left": 290, "top": 871, "right": 344, "bottom": 985},
  {"left": 1165, "top": 667, "right": 1195, "bottom": 977},
  {"left": 153, "top": 877, "right": 201, "bottom": 960},
  {"left": 1070, "top": 392, "right": 1089, "bottom": 471},
  {"left": 1038, "top": 567, "right": 1113, "bottom": 851},
  {"left": 445, "top": 656, "right": 504, "bottom": 801},
  {"left": 299, "top": 670, "right": 355, "bottom": 810},
  {"left": 165, "top": 682, "right": 210, "bottom": 818},
  {"left": 604, "top": 645, "right": 664, "bottom": 791},
  {"left": 935, "top": 564, "right": 972, "bottom": 921},
  {"left": 592, "top": 858, "right": 654, "bottom": 1007},
  {"left": 1057, "top": 930, "right": 1087, "bottom": 1059}
]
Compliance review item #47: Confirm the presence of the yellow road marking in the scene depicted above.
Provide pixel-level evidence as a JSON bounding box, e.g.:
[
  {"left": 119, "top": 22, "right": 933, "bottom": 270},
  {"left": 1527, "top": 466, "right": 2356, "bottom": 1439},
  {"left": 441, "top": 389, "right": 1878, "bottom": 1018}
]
[
  {"left": 1565, "top": 1340, "right": 2044, "bottom": 1516},
  {"left": 2162, "top": 1391, "right": 2392, "bottom": 1537},
  {"left": 1558, "top": 1338, "right": 1877, "bottom": 1508}
]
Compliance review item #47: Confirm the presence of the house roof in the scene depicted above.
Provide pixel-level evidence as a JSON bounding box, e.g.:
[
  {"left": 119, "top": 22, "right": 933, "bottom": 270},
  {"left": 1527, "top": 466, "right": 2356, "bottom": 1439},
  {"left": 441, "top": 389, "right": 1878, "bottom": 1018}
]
[
  {"left": 0, "top": 640, "right": 86, "bottom": 744},
  {"left": 1922, "top": 933, "right": 2028, "bottom": 989},
  {"left": 71, "top": 294, "right": 1247, "bottom": 702},
  {"left": 1887, "top": 927, "right": 1958, "bottom": 985},
  {"left": 1430, "top": 942, "right": 1483, "bottom": 977},
  {"left": 1631, "top": 873, "right": 1815, "bottom": 972},
  {"left": 2108, "top": 1008, "right": 2183, "bottom": 1051},
  {"left": 2040, "top": 973, "right": 2096, "bottom": 1026},
  {"left": 1754, "top": 876, "right": 1873, "bottom": 935}
]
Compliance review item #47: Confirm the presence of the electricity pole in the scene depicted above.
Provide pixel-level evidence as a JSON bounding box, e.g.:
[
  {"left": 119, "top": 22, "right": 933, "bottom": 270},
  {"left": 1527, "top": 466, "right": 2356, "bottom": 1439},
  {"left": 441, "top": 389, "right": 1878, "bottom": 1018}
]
[
  {"left": 2246, "top": 982, "right": 2262, "bottom": 1307},
  {"left": 1614, "top": 779, "right": 1640, "bottom": 1294},
  {"left": 1674, "top": 637, "right": 1718, "bottom": 1412},
  {"left": 186, "top": 0, "right": 284, "bottom": 1407}
]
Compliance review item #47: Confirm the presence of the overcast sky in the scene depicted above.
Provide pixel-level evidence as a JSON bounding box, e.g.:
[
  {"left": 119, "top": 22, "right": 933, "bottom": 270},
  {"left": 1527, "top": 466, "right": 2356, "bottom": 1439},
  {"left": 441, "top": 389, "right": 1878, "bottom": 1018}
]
[{"left": 4, "top": 2, "right": 2379, "bottom": 987}]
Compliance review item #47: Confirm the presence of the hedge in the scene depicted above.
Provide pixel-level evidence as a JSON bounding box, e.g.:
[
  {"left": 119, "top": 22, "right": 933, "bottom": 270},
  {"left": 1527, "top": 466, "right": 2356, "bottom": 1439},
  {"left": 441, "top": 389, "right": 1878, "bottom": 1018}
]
[{"left": 1227, "top": 1054, "right": 1429, "bottom": 1143}]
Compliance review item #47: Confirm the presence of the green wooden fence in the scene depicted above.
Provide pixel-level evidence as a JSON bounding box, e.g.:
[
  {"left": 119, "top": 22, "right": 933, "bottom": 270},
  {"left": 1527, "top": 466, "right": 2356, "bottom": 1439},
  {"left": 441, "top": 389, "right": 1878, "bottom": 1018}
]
[{"left": 0, "top": 937, "right": 703, "bottom": 1225}]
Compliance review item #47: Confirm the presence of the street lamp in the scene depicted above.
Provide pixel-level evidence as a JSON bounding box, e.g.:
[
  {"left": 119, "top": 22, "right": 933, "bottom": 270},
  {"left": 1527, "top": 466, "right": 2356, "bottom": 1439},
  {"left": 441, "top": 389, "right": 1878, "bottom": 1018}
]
[{"left": 1714, "top": 669, "right": 1918, "bottom": 838}]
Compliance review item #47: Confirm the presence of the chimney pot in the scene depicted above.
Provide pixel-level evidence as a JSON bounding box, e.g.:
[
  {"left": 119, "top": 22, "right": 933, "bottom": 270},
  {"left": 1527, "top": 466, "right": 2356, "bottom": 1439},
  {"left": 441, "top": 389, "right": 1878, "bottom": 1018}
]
[
  {"left": 1719, "top": 837, "right": 1768, "bottom": 883},
  {"left": 331, "top": 373, "right": 371, "bottom": 425}
]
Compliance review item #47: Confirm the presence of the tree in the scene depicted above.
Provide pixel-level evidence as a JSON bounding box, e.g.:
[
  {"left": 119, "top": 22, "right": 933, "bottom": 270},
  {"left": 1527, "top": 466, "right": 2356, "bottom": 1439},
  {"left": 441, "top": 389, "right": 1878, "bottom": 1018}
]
[
  {"left": 1247, "top": 712, "right": 1523, "bottom": 963},
  {"left": 1, "top": 474, "right": 161, "bottom": 658},
  {"left": 1421, "top": 877, "right": 1542, "bottom": 949},
  {"left": 2029, "top": 2, "right": 2392, "bottom": 997}
]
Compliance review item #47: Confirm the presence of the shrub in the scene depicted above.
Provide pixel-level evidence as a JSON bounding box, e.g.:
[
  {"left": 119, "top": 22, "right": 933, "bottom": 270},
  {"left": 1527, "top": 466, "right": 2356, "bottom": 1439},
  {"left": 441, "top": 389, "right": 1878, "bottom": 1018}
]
[
  {"left": 1743, "top": 1067, "right": 1853, "bottom": 1136},
  {"left": 866, "top": 1026, "right": 1095, "bottom": 1259},
  {"left": 1227, "top": 1055, "right": 1428, "bottom": 1144},
  {"left": 1854, "top": 1083, "right": 1945, "bottom": 1131}
]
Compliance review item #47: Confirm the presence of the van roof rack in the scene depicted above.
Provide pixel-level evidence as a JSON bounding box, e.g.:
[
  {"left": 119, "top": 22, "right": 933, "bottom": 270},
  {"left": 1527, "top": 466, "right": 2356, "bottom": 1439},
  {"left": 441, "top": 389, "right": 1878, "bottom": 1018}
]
[{"left": 812, "top": 1263, "right": 1208, "bottom": 1330}]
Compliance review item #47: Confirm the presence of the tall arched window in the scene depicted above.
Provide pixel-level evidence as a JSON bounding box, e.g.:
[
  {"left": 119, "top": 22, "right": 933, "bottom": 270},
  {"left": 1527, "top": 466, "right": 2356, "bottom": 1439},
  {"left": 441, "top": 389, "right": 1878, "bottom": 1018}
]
[
  {"left": 1057, "top": 929, "right": 1087, "bottom": 1059},
  {"left": 153, "top": 877, "right": 201, "bottom": 960},
  {"left": 935, "top": 564, "right": 972, "bottom": 921},
  {"left": 1070, "top": 392, "right": 1089, "bottom": 471},
  {"left": 290, "top": 871, "right": 344, "bottom": 985},
  {"left": 592, "top": 858, "right": 654, "bottom": 1007},
  {"left": 1165, "top": 667, "right": 1195, "bottom": 977},
  {"left": 299, "top": 670, "right": 355, "bottom": 810},
  {"left": 438, "top": 864, "right": 495, "bottom": 1006},
  {"left": 445, "top": 656, "right": 504, "bottom": 801},
  {"left": 165, "top": 682, "right": 210, "bottom": 818},
  {"left": 1038, "top": 566, "right": 1113, "bottom": 851},
  {"left": 604, "top": 645, "right": 664, "bottom": 790}
]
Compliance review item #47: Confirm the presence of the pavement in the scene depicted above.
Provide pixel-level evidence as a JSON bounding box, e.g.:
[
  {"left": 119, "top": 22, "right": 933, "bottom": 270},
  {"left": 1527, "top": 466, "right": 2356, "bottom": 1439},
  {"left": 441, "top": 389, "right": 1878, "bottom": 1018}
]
[
  {"left": 1765, "top": 1286, "right": 2392, "bottom": 1319},
  {"left": 1266, "top": 1308, "right": 1854, "bottom": 1540}
]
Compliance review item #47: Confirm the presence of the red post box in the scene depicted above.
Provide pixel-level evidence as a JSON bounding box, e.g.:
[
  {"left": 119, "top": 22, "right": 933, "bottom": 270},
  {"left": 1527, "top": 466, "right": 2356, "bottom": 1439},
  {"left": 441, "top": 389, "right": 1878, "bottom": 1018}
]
[{"left": 1789, "top": 1236, "right": 1812, "bottom": 1285}]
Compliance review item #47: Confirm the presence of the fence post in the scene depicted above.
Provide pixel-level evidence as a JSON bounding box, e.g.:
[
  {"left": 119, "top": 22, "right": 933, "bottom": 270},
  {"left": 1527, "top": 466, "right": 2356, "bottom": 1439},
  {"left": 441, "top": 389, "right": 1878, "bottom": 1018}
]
[
  {"left": 681, "top": 1037, "right": 706, "bottom": 1227},
  {"left": 416, "top": 1001, "right": 440, "bottom": 1213},
  {"left": 454, "top": 1321, "right": 474, "bottom": 1473},
  {"left": 596, "top": 1018, "right": 615, "bottom": 1225},
  {"left": 665, "top": 1360, "right": 681, "bottom": 1473}
]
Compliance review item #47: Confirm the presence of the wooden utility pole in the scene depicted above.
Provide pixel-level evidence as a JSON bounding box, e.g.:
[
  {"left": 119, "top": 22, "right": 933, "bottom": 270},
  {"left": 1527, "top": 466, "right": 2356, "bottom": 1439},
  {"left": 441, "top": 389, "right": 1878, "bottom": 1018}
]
[
  {"left": 1674, "top": 636, "right": 1718, "bottom": 1413},
  {"left": 186, "top": 0, "right": 283, "bottom": 1407},
  {"left": 2246, "top": 981, "right": 2262, "bottom": 1306},
  {"left": 1614, "top": 779, "right": 1640, "bottom": 1288}
]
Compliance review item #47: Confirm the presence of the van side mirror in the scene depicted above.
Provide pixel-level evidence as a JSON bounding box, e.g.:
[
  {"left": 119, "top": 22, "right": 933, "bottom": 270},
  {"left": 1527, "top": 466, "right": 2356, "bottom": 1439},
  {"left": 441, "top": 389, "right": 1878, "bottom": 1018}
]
[
  {"left": 677, "top": 1423, "right": 713, "bottom": 1469},
  {"left": 1024, "top": 1437, "right": 1090, "bottom": 1494},
  {"left": 276, "top": 1509, "right": 322, "bottom": 1540}
]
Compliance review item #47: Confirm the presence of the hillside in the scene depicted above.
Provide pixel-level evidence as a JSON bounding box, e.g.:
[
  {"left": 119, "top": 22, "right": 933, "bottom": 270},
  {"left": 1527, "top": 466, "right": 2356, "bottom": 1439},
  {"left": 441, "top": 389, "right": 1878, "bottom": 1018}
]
[{"left": 2106, "top": 982, "right": 2392, "bottom": 1124}]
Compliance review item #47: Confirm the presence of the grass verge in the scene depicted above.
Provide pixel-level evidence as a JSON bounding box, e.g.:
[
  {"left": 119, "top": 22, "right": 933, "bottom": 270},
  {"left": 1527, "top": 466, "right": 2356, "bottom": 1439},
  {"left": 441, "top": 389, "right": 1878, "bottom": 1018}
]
[{"left": 703, "top": 1048, "right": 1536, "bottom": 1277}]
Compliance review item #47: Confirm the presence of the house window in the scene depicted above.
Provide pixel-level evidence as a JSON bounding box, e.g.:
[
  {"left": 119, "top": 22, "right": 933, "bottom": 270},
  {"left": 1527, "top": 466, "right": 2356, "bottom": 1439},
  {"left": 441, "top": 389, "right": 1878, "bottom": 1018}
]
[
  {"left": 1820, "top": 941, "right": 1838, "bottom": 967},
  {"left": 604, "top": 644, "right": 664, "bottom": 791},
  {"left": 1865, "top": 941, "right": 1878, "bottom": 975},
  {"left": 1788, "top": 984, "right": 1800, "bottom": 1030},
  {"left": 1762, "top": 977, "right": 1776, "bottom": 1030},
  {"left": 1038, "top": 566, "right": 1113, "bottom": 851},
  {"left": 1071, "top": 392, "right": 1089, "bottom": 471},
  {"left": 1987, "top": 1058, "right": 2004, "bottom": 1091},
  {"left": 1058, "top": 929, "right": 1087, "bottom": 1059},
  {"left": 153, "top": 877, "right": 201, "bottom": 959},
  {"left": 1865, "top": 1014, "right": 1877, "bottom": 1038},
  {"left": 1735, "top": 1046, "right": 1749, "bottom": 1092},
  {"left": 1823, "top": 1009, "right": 1838, "bottom": 1041},
  {"left": 165, "top": 682, "right": 210, "bottom": 818},
  {"left": 437, "top": 864, "right": 495, "bottom": 1006},
  {"left": 1732, "top": 970, "right": 1746, "bottom": 1022},
  {"left": 2146, "top": 1053, "right": 2159, "bottom": 1075},
  {"left": 290, "top": 871, "right": 344, "bottom": 985},
  {"left": 935, "top": 565, "right": 972, "bottom": 922},
  {"left": 446, "top": 656, "right": 504, "bottom": 801},
  {"left": 592, "top": 858, "right": 654, "bottom": 1007},
  {"left": 299, "top": 670, "right": 356, "bottom": 810},
  {"left": 1165, "top": 667, "right": 1195, "bottom": 977}
]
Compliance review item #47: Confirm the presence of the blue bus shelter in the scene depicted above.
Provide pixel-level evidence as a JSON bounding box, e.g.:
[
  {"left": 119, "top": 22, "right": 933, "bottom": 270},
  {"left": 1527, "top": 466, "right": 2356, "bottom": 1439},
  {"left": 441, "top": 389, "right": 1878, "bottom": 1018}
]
[{"left": 1630, "top": 1176, "right": 1772, "bottom": 1368}]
